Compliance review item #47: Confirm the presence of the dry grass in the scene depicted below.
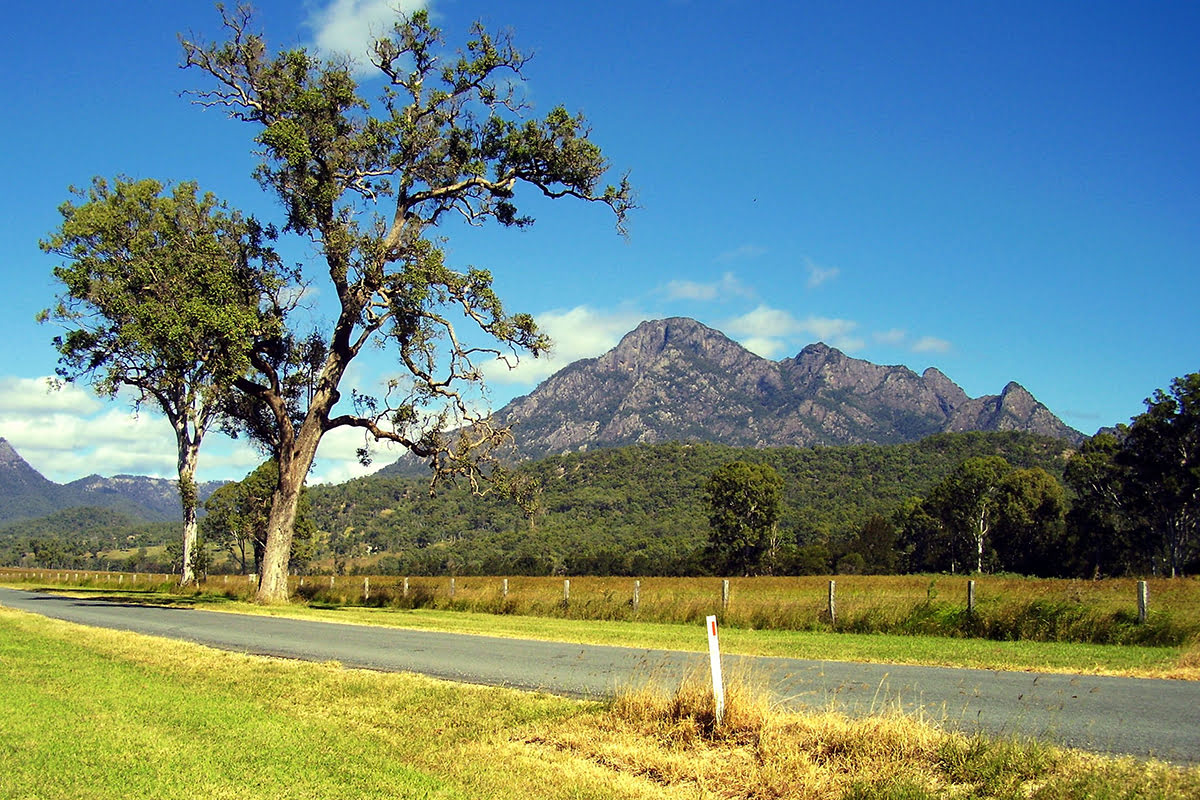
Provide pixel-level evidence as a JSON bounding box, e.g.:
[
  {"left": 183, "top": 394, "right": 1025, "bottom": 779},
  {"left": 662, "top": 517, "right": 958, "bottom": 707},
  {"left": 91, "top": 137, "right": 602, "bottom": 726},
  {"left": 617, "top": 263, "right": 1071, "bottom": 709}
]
[
  {"left": 3, "top": 605, "right": 1199, "bottom": 799},
  {"left": 528, "top": 671, "right": 1200, "bottom": 799}
]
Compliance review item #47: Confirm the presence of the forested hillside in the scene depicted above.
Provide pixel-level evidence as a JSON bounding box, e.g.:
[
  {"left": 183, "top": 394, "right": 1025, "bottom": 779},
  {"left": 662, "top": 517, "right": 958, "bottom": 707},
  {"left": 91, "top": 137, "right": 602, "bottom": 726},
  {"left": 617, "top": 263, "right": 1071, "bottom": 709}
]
[
  {"left": 308, "top": 431, "right": 1071, "bottom": 576},
  {"left": 0, "top": 507, "right": 178, "bottom": 571}
]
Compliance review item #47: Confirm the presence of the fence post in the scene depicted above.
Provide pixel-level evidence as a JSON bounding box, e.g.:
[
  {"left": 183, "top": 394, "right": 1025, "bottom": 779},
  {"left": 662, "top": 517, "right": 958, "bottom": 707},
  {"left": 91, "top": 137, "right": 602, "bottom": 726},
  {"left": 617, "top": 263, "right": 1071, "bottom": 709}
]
[
  {"left": 450, "top": 577, "right": 456, "bottom": 599},
  {"left": 967, "top": 580, "right": 976, "bottom": 614},
  {"left": 563, "top": 578, "right": 570, "bottom": 607},
  {"left": 633, "top": 579, "right": 641, "bottom": 612},
  {"left": 403, "top": 577, "right": 409, "bottom": 598},
  {"left": 1137, "top": 580, "right": 1149, "bottom": 624},
  {"left": 828, "top": 580, "right": 837, "bottom": 624},
  {"left": 363, "top": 577, "right": 370, "bottom": 601},
  {"left": 502, "top": 578, "right": 508, "bottom": 599},
  {"left": 722, "top": 579, "right": 730, "bottom": 612}
]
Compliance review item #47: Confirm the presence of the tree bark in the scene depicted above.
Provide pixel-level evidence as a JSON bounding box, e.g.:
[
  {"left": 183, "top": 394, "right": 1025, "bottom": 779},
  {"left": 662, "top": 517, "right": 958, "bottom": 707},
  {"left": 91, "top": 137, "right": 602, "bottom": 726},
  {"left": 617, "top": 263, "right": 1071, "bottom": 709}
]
[
  {"left": 176, "top": 434, "right": 202, "bottom": 586},
  {"left": 254, "top": 375, "right": 337, "bottom": 603}
]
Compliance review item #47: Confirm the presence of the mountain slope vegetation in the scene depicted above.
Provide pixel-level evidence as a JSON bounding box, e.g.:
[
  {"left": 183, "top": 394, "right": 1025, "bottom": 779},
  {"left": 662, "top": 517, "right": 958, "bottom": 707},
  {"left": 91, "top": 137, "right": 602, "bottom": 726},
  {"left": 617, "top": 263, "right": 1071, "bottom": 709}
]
[{"left": 311, "top": 432, "right": 1072, "bottom": 576}]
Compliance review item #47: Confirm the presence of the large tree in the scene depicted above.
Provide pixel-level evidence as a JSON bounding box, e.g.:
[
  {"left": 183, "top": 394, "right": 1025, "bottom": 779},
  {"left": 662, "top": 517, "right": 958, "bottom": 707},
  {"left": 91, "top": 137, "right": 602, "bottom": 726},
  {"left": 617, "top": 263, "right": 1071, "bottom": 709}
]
[
  {"left": 1119, "top": 373, "right": 1200, "bottom": 577},
  {"left": 1064, "top": 431, "right": 1148, "bottom": 576},
  {"left": 990, "top": 466, "right": 1067, "bottom": 576},
  {"left": 181, "top": 8, "right": 633, "bottom": 602},
  {"left": 926, "top": 456, "right": 1012, "bottom": 573},
  {"left": 39, "top": 177, "right": 288, "bottom": 584},
  {"left": 704, "top": 461, "right": 784, "bottom": 576}
]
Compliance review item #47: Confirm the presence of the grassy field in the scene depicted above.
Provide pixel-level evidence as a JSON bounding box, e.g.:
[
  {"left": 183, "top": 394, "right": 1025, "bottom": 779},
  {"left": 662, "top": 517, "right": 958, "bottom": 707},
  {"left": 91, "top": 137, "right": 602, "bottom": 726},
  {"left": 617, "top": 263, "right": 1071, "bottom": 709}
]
[
  {"left": 3, "top": 574, "right": 1199, "bottom": 679},
  {"left": 6, "top": 568, "right": 1200, "bottom": 644},
  {"left": 2, "top": 605, "right": 1198, "bottom": 799}
]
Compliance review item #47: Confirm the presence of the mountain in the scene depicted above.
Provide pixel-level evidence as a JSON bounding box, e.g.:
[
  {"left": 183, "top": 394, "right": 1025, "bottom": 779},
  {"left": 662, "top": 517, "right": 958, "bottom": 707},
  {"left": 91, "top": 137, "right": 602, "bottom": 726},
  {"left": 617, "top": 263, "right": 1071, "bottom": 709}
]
[
  {"left": 487, "top": 317, "right": 1082, "bottom": 461},
  {"left": 0, "top": 438, "right": 65, "bottom": 522},
  {"left": 0, "top": 437, "right": 224, "bottom": 525}
]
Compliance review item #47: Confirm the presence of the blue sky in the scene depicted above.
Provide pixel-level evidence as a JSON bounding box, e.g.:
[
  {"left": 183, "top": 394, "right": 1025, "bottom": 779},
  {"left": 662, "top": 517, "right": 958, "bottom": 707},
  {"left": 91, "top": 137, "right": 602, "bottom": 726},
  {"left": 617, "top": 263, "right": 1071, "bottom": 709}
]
[{"left": 1, "top": 1, "right": 1197, "bottom": 485}]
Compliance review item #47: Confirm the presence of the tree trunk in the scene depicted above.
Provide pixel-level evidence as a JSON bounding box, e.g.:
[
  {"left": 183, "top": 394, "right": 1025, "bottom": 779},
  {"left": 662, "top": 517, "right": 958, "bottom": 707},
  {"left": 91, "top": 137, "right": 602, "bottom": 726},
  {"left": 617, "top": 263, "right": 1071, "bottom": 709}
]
[
  {"left": 180, "top": 495, "right": 199, "bottom": 584},
  {"left": 255, "top": 420, "right": 323, "bottom": 604},
  {"left": 177, "top": 441, "right": 201, "bottom": 585}
]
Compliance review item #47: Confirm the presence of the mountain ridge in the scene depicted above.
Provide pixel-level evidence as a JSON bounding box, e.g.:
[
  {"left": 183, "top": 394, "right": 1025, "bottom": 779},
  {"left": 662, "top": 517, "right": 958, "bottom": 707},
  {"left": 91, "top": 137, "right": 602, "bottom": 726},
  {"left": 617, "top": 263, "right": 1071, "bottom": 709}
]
[
  {"left": 486, "top": 317, "right": 1081, "bottom": 461},
  {"left": 0, "top": 437, "right": 223, "bottom": 525}
]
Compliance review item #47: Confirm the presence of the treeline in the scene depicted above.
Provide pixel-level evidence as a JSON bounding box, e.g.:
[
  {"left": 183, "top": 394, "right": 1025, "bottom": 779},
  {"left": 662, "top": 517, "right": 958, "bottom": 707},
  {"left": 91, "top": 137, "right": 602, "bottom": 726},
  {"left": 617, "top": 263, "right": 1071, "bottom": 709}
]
[
  {"left": 5, "top": 412, "right": 1193, "bottom": 579},
  {"left": 0, "top": 507, "right": 178, "bottom": 571},
  {"left": 304, "top": 431, "right": 1078, "bottom": 577}
]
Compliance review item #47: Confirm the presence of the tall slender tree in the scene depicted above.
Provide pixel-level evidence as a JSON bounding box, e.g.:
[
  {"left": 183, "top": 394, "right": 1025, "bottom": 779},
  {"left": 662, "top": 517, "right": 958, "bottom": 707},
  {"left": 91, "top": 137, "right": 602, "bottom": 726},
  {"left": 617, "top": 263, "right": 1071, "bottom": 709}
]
[
  {"left": 704, "top": 461, "right": 784, "bottom": 576},
  {"left": 927, "top": 456, "right": 1012, "bottom": 573},
  {"left": 181, "top": 8, "right": 633, "bottom": 602},
  {"left": 40, "top": 177, "right": 289, "bottom": 584},
  {"left": 1120, "top": 374, "right": 1200, "bottom": 577}
]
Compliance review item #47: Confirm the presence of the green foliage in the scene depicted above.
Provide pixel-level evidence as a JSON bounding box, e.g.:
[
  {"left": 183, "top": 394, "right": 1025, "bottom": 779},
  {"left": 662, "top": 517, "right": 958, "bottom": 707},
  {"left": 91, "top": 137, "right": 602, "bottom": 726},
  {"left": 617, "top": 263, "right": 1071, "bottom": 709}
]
[
  {"left": 202, "top": 461, "right": 315, "bottom": 575},
  {"left": 703, "top": 461, "right": 784, "bottom": 576},
  {"left": 303, "top": 433, "right": 1072, "bottom": 577},
  {"left": 1118, "top": 373, "right": 1200, "bottom": 577},
  {"left": 993, "top": 467, "right": 1067, "bottom": 575},
  {"left": 39, "top": 176, "right": 286, "bottom": 400},
  {"left": 39, "top": 175, "right": 290, "bottom": 583},
  {"left": 1065, "top": 372, "right": 1200, "bottom": 577},
  {"left": 0, "top": 508, "right": 176, "bottom": 571},
  {"left": 180, "top": 7, "right": 633, "bottom": 600}
]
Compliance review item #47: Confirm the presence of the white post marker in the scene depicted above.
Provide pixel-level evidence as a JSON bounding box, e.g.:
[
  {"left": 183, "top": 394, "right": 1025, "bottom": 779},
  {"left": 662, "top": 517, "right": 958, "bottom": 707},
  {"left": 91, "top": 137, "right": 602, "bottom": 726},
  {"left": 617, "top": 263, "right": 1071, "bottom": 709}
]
[{"left": 706, "top": 614, "right": 726, "bottom": 726}]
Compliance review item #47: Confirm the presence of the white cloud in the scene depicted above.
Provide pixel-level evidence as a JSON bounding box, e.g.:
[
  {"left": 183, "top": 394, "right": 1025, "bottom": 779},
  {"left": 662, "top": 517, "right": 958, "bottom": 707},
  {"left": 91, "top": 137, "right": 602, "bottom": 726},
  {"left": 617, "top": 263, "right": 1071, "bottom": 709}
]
[
  {"left": 874, "top": 328, "right": 908, "bottom": 346},
  {"left": 483, "top": 305, "right": 648, "bottom": 387},
  {"left": 912, "top": 336, "right": 952, "bottom": 353},
  {"left": 740, "top": 337, "right": 787, "bottom": 359},
  {"left": 307, "top": 0, "right": 427, "bottom": 74},
  {"left": 716, "top": 244, "right": 768, "bottom": 263},
  {"left": 0, "top": 376, "right": 102, "bottom": 415},
  {"left": 723, "top": 305, "right": 864, "bottom": 356},
  {"left": 805, "top": 260, "right": 841, "bottom": 288},
  {"left": 0, "top": 385, "right": 182, "bottom": 481},
  {"left": 308, "top": 425, "right": 399, "bottom": 484},
  {"left": 660, "top": 271, "right": 754, "bottom": 302}
]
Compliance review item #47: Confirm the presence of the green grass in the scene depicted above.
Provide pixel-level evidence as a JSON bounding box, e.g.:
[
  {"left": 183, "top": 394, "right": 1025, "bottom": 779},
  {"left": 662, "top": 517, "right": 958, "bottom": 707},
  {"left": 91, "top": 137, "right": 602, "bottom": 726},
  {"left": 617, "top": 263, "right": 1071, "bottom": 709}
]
[
  {"left": 0, "top": 606, "right": 616, "bottom": 800},
  {"left": 5, "top": 568, "right": 1200, "bottom": 678},
  {"left": 3, "top": 579, "right": 1193, "bottom": 678},
  {"left": 3, "top": 607, "right": 1198, "bottom": 800}
]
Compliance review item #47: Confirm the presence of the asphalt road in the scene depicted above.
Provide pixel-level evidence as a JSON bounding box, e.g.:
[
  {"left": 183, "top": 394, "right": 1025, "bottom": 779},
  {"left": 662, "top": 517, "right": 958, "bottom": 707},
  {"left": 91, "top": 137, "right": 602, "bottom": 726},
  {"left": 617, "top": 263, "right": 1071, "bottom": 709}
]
[{"left": 2, "top": 586, "right": 1196, "bottom": 765}]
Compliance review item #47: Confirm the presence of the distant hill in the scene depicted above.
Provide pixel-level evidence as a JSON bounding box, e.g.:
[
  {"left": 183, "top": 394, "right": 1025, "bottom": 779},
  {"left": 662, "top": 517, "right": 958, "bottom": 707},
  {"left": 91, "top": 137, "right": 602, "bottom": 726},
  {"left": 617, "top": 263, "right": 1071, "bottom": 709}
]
[
  {"left": 315, "top": 432, "right": 1075, "bottom": 576},
  {"left": 456, "top": 318, "right": 1082, "bottom": 465},
  {"left": 0, "top": 438, "right": 224, "bottom": 525}
]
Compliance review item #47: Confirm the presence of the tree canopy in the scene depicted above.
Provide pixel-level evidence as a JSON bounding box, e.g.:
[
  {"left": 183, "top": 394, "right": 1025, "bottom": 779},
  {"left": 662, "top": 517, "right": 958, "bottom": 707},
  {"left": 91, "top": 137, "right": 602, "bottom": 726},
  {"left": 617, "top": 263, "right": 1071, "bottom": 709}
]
[
  {"left": 703, "top": 461, "right": 784, "bottom": 576},
  {"left": 178, "top": 7, "right": 634, "bottom": 602},
  {"left": 39, "top": 176, "right": 288, "bottom": 583}
]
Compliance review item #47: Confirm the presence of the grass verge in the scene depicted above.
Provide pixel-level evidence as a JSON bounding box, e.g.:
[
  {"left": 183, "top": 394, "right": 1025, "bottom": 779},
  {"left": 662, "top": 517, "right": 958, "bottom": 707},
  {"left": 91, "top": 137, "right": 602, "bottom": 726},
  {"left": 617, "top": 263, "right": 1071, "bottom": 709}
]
[
  {"left": 7, "top": 582, "right": 1194, "bottom": 679},
  {"left": 2, "top": 606, "right": 1196, "bottom": 800}
]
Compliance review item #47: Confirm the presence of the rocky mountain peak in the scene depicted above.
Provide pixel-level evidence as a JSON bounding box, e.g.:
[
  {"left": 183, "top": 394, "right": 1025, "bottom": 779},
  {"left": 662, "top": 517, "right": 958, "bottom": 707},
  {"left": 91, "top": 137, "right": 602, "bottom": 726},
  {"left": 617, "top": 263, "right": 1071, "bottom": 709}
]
[
  {"left": 489, "top": 317, "right": 1083, "bottom": 460},
  {"left": 612, "top": 318, "right": 750, "bottom": 370},
  {"left": 0, "top": 437, "right": 24, "bottom": 468}
]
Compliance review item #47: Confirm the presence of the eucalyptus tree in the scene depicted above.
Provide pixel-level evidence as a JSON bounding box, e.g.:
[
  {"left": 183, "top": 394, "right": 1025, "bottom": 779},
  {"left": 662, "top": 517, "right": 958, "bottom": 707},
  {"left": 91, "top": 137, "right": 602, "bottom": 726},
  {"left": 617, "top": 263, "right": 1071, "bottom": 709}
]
[
  {"left": 1120, "top": 373, "right": 1200, "bottom": 577},
  {"left": 991, "top": 466, "right": 1067, "bottom": 576},
  {"left": 181, "top": 8, "right": 634, "bottom": 602},
  {"left": 1064, "top": 431, "right": 1145, "bottom": 576},
  {"left": 704, "top": 461, "right": 784, "bottom": 576},
  {"left": 39, "top": 177, "right": 289, "bottom": 584},
  {"left": 927, "top": 456, "right": 1012, "bottom": 574},
  {"left": 202, "top": 459, "right": 315, "bottom": 576}
]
